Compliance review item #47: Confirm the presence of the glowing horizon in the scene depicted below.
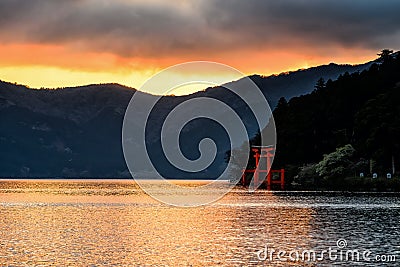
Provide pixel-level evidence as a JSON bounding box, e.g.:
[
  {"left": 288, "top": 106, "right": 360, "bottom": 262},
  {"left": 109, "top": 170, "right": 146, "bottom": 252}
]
[{"left": 0, "top": 52, "right": 377, "bottom": 96}]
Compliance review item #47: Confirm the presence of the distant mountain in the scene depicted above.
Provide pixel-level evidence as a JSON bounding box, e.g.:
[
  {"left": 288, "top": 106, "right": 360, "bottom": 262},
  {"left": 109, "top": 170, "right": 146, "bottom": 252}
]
[
  {"left": 248, "top": 62, "right": 373, "bottom": 108},
  {"left": 0, "top": 59, "right": 374, "bottom": 178}
]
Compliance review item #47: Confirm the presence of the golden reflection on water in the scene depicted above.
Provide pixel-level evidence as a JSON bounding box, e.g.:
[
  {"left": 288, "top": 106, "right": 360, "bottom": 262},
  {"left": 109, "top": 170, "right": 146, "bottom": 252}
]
[
  {"left": 0, "top": 180, "right": 398, "bottom": 266},
  {"left": 0, "top": 180, "right": 316, "bottom": 266}
]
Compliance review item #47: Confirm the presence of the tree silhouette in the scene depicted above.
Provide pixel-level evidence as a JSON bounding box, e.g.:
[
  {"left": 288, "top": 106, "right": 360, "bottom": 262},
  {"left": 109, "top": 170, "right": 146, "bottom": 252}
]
[
  {"left": 314, "top": 77, "right": 326, "bottom": 90},
  {"left": 378, "top": 49, "right": 394, "bottom": 62}
]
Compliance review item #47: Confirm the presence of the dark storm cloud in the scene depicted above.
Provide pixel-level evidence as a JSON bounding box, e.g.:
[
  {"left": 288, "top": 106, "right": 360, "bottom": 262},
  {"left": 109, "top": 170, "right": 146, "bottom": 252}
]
[
  {"left": 204, "top": 0, "right": 400, "bottom": 48},
  {"left": 0, "top": 0, "right": 207, "bottom": 56},
  {"left": 0, "top": 0, "right": 399, "bottom": 57}
]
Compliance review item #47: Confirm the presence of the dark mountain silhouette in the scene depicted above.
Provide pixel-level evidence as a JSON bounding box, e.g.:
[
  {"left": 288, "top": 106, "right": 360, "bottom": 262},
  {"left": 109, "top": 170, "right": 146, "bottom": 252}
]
[
  {"left": 257, "top": 51, "right": 400, "bottom": 185},
  {"left": 0, "top": 60, "right": 375, "bottom": 178}
]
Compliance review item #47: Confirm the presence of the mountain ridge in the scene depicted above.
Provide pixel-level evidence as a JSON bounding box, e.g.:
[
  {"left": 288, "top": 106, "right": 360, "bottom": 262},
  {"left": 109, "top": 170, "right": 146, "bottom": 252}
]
[{"left": 0, "top": 58, "right": 378, "bottom": 178}]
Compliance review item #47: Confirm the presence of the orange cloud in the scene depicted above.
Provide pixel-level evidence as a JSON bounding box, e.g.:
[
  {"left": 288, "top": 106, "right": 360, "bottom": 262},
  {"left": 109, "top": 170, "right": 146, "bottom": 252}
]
[
  {"left": 0, "top": 43, "right": 158, "bottom": 72},
  {"left": 0, "top": 42, "right": 378, "bottom": 93}
]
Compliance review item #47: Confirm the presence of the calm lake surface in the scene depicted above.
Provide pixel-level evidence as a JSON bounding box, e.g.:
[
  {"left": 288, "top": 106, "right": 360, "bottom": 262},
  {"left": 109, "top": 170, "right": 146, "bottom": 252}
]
[{"left": 0, "top": 180, "right": 399, "bottom": 266}]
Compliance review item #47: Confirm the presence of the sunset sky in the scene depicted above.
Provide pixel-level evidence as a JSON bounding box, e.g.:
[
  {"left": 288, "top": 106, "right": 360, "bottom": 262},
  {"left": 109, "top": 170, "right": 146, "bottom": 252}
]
[{"left": 0, "top": 0, "right": 399, "bottom": 94}]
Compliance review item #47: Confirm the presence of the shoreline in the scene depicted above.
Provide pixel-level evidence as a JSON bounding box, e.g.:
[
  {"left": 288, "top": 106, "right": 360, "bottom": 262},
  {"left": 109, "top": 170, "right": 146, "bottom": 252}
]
[{"left": 0, "top": 179, "right": 399, "bottom": 194}]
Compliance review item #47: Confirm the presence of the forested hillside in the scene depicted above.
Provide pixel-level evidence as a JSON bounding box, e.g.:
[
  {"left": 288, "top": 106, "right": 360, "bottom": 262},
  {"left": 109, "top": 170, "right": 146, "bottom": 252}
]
[{"left": 267, "top": 50, "right": 400, "bottom": 188}]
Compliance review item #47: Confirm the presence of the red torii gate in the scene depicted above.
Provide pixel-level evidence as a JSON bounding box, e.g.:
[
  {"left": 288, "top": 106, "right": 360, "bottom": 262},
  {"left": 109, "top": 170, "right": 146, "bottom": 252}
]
[{"left": 240, "top": 146, "right": 285, "bottom": 190}]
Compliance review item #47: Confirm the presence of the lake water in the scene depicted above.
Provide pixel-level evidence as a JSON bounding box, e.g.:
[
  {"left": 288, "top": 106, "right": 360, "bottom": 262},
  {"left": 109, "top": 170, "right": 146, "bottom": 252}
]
[{"left": 0, "top": 180, "right": 399, "bottom": 266}]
